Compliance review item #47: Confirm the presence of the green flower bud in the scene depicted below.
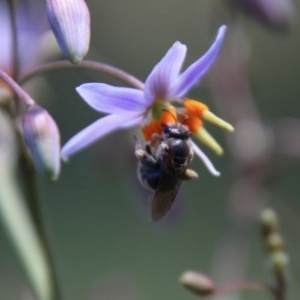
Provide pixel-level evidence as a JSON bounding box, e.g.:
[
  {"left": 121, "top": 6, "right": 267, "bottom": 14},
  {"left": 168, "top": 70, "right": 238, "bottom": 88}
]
[
  {"left": 271, "top": 251, "right": 289, "bottom": 273},
  {"left": 22, "top": 105, "right": 61, "bottom": 180},
  {"left": 261, "top": 208, "right": 279, "bottom": 235},
  {"left": 266, "top": 232, "right": 285, "bottom": 253}
]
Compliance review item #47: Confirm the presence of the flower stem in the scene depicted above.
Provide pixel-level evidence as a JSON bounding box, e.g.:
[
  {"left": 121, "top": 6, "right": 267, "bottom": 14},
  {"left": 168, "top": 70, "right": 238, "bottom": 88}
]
[
  {"left": 7, "top": 0, "right": 20, "bottom": 82},
  {"left": 0, "top": 69, "right": 35, "bottom": 107},
  {"left": 16, "top": 117, "right": 62, "bottom": 300},
  {"left": 7, "top": 0, "right": 22, "bottom": 115},
  {"left": 21, "top": 60, "right": 145, "bottom": 90},
  {"left": 215, "top": 279, "right": 271, "bottom": 295},
  {"left": 272, "top": 271, "right": 286, "bottom": 300},
  {"left": 0, "top": 72, "right": 61, "bottom": 298}
]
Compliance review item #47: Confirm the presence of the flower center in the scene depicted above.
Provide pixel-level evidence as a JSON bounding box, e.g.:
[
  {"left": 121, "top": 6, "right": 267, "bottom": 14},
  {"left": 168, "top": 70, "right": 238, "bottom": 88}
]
[{"left": 140, "top": 98, "right": 234, "bottom": 155}]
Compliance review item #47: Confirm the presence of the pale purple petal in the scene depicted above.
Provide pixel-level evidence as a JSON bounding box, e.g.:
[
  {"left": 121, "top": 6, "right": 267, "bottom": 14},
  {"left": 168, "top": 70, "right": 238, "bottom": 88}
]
[
  {"left": 76, "top": 83, "right": 147, "bottom": 114},
  {"left": 61, "top": 113, "right": 143, "bottom": 161},
  {"left": 17, "top": 1, "right": 49, "bottom": 73},
  {"left": 0, "top": 1, "right": 48, "bottom": 73},
  {"left": 172, "top": 25, "right": 227, "bottom": 98},
  {"left": 144, "top": 42, "right": 187, "bottom": 103},
  {"left": 191, "top": 141, "right": 220, "bottom": 177},
  {"left": 0, "top": 2, "right": 12, "bottom": 72}
]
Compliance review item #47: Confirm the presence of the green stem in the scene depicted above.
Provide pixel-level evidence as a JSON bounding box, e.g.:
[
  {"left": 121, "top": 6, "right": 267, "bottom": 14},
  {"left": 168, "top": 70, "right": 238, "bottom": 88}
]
[
  {"left": 0, "top": 110, "right": 53, "bottom": 300},
  {"left": 273, "top": 271, "right": 286, "bottom": 300},
  {"left": 7, "top": 0, "right": 20, "bottom": 81},
  {"left": 21, "top": 59, "right": 145, "bottom": 90},
  {"left": 18, "top": 141, "right": 62, "bottom": 300},
  {"left": 7, "top": 0, "right": 21, "bottom": 114},
  {"left": 3, "top": 3, "right": 61, "bottom": 296}
]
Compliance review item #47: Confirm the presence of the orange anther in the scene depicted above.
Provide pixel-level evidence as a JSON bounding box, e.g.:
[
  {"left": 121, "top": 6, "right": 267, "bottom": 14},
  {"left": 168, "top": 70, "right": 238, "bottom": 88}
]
[
  {"left": 183, "top": 98, "right": 209, "bottom": 117},
  {"left": 160, "top": 106, "right": 177, "bottom": 126},
  {"left": 141, "top": 119, "right": 162, "bottom": 141},
  {"left": 179, "top": 113, "right": 203, "bottom": 133}
]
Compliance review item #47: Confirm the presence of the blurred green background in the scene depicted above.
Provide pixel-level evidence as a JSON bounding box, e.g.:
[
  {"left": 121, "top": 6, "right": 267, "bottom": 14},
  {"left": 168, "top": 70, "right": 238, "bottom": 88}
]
[{"left": 1, "top": 0, "right": 300, "bottom": 300}]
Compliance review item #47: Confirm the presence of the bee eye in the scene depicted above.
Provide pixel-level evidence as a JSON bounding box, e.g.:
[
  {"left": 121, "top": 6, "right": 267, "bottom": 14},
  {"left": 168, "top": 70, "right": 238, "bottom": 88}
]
[{"left": 163, "top": 125, "right": 170, "bottom": 135}]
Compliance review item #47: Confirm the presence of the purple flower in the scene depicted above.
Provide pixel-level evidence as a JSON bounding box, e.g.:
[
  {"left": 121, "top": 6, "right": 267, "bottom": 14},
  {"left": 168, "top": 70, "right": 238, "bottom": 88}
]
[
  {"left": 61, "top": 25, "right": 232, "bottom": 176},
  {"left": 0, "top": 0, "right": 50, "bottom": 77},
  {"left": 229, "top": 0, "right": 294, "bottom": 29}
]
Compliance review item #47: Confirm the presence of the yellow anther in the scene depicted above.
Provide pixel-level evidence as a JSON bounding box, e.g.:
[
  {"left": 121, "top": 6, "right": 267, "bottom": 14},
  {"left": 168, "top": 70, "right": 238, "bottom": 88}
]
[
  {"left": 195, "top": 127, "right": 224, "bottom": 155},
  {"left": 202, "top": 110, "right": 234, "bottom": 132}
]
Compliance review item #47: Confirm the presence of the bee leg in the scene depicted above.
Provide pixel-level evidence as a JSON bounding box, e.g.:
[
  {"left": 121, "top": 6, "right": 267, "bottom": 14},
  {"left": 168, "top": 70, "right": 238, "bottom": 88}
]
[
  {"left": 182, "top": 169, "right": 198, "bottom": 180},
  {"left": 135, "top": 147, "right": 157, "bottom": 164},
  {"left": 135, "top": 147, "right": 161, "bottom": 190}
]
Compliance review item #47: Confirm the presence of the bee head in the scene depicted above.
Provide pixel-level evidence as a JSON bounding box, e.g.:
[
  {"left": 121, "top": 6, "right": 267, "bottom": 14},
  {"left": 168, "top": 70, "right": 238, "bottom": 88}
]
[{"left": 162, "top": 124, "right": 191, "bottom": 140}]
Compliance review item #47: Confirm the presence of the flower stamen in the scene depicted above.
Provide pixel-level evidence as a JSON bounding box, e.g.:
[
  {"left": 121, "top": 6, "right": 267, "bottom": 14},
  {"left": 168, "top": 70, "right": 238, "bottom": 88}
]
[
  {"left": 181, "top": 98, "right": 233, "bottom": 154},
  {"left": 183, "top": 98, "right": 209, "bottom": 117},
  {"left": 202, "top": 110, "right": 234, "bottom": 132},
  {"left": 195, "top": 127, "right": 224, "bottom": 156},
  {"left": 183, "top": 98, "right": 234, "bottom": 132}
]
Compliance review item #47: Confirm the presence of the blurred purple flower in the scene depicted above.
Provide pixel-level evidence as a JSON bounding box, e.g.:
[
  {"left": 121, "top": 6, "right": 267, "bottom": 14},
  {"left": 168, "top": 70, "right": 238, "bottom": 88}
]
[
  {"left": 228, "top": 0, "right": 295, "bottom": 29},
  {"left": 0, "top": 0, "right": 50, "bottom": 77},
  {"left": 61, "top": 25, "right": 228, "bottom": 176}
]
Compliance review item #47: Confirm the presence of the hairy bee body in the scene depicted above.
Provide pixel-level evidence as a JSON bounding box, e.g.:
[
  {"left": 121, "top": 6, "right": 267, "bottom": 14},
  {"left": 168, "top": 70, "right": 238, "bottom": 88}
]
[{"left": 136, "top": 124, "right": 197, "bottom": 221}]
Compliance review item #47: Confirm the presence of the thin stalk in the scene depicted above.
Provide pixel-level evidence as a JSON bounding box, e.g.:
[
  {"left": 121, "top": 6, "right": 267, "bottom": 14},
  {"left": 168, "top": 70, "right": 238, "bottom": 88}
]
[
  {"left": 215, "top": 279, "right": 271, "bottom": 295},
  {"left": 21, "top": 60, "right": 145, "bottom": 90},
  {"left": 0, "top": 69, "right": 35, "bottom": 107},
  {"left": 273, "top": 271, "right": 286, "bottom": 300},
  {"left": 0, "top": 71, "right": 62, "bottom": 299},
  {"left": 16, "top": 117, "right": 62, "bottom": 300},
  {"left": 7, "top": 0, "right": 21, "bottom": 114},
  {"left": 5, "top": 2, "right": 62, "bottom": 298},
  {"left": 7, "top": 0, "right": 20, "bottom": 81}
]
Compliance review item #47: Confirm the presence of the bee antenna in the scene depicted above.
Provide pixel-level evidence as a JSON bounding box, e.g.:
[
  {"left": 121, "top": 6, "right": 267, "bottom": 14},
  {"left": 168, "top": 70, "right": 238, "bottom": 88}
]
[
  {"left": 161, "top": 108, "right": 178, "bottom": 125},
  {"left": 179, "top": 113, "right": 189, "bottom": 128}
]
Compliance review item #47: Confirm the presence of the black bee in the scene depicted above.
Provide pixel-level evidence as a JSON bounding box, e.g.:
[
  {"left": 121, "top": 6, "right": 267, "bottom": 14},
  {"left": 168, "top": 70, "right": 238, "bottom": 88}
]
[{"left": 135, "top": 124, "right": 198, "bottom": 221}]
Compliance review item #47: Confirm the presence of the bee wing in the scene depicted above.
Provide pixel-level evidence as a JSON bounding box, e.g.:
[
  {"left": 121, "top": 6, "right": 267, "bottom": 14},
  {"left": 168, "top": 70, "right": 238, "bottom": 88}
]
[{"left": 151, "top": 170, "right": 184, "bottom": 221}]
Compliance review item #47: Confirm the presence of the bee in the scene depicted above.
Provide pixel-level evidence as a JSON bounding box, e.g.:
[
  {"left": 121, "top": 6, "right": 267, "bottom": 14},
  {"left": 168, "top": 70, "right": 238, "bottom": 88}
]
[{"left": 135, "top": 123, "right": 198, "bottom": 221}]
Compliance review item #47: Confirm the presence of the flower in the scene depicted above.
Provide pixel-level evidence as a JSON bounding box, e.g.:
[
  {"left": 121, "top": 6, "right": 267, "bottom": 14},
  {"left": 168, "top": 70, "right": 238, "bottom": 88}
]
[
  {"left": 0, "top": 0, "right": 50, "bottom": 77},
  {"left": 0, "top": 1, "right": 50, "bottom": 103},
  {"left": 61, "top": 25, "right": 233, "bottom": 176},
  {"left": 228, "top": 0, "right": 295, "bottom": 30}
]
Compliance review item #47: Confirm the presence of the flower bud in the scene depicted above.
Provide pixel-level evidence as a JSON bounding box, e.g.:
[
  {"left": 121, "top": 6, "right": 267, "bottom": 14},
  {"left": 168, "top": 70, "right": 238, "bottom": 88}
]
[
  {"left": 46, "top": 0, "right": 90, "bottom": 64},
  {"left": 270, "top": 251, "right": 289, "bottom": 273},
  {"left": 22, "top": 105, "right": 61, "bottom": 180},
  {"left": 180, "top": 271, "right": 215, "bottom": 296},
  {"left": 266, "top": 232, "right": 285, "bottom": 252},
  {"left": 228, "top": 0, "right": 295, "bottom": 30},
  {"left": 261, "top": 208, "right": 279, "bottom": 235}
]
